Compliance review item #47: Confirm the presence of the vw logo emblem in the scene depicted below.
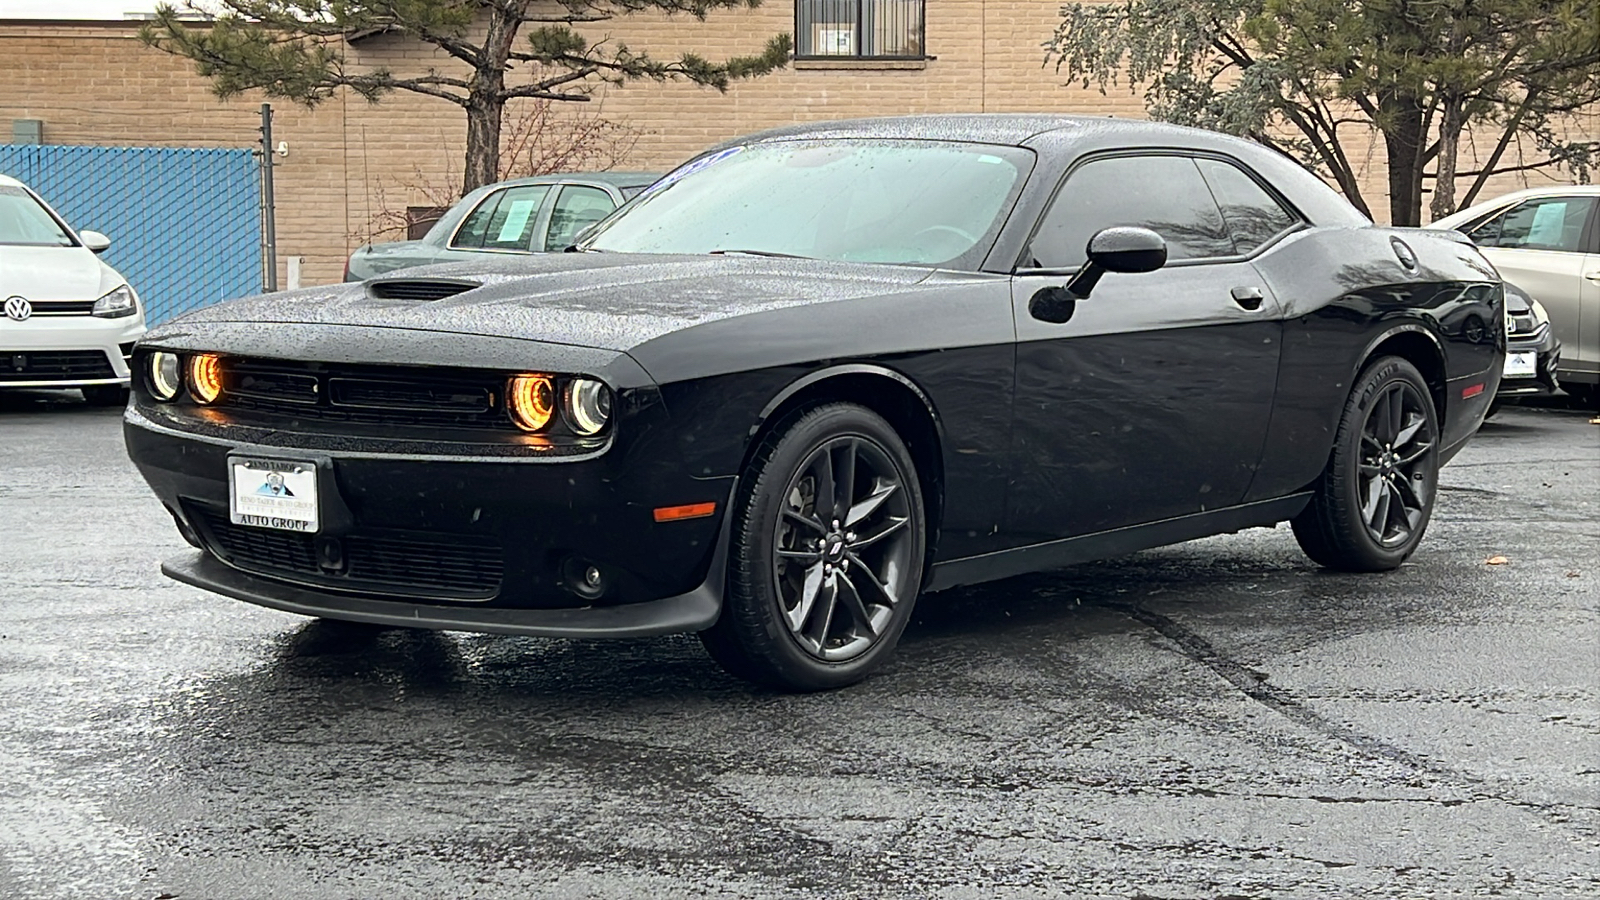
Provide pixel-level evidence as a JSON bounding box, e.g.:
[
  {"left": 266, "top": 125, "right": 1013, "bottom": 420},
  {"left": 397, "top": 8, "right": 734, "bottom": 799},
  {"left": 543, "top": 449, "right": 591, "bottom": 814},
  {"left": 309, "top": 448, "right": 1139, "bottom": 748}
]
[{"left": 3, "top": 296, "right": 30, "bottom": 322}]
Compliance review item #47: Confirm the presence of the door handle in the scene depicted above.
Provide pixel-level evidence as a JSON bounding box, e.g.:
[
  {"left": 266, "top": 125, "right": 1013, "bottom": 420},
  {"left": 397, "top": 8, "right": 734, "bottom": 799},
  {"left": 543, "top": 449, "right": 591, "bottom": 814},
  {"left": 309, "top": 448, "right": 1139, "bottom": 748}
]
[
  {"left": 1231, "top": 286, "right": 1265, "bottom": 310},
  {"left": 1584, "top": 271, "right": 1600, "bottom": 282}
]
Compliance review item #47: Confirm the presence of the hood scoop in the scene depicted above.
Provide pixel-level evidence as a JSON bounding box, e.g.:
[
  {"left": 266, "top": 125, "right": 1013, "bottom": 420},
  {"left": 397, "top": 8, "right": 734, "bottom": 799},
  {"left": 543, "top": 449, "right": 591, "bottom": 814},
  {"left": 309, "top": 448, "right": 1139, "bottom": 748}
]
[{"left": 367, "top": 278, "right": 480, "bottom": 301}]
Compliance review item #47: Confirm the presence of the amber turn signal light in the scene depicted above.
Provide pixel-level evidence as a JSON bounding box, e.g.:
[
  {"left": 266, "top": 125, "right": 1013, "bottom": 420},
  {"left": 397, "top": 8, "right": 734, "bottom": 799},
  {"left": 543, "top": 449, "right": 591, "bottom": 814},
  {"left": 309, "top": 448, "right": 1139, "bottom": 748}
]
[
  {"left": 188, "top": 353, "right": 224, "bottom": 404},
  {"left": 653, "top": 502, "right": 717, "bottom": 523},
  {"left": 507, "top": 374, "right": 556, "bottom": 432}
]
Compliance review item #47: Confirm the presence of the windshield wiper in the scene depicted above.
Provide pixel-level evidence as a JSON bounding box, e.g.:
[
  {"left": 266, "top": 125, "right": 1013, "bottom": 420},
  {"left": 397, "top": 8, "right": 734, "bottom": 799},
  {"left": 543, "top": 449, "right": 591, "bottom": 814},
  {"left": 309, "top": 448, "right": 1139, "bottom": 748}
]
[{"left": 707, "top": 248, "right": 811, "bottom": 259}]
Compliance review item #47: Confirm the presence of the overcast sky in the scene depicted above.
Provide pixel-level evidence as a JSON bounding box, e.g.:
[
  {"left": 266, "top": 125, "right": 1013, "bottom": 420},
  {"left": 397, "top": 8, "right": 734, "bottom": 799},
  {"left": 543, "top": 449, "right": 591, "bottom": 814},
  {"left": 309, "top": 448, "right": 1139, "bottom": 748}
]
[{"left": 2, "top": 0, "right": 165, "bottom": 18}]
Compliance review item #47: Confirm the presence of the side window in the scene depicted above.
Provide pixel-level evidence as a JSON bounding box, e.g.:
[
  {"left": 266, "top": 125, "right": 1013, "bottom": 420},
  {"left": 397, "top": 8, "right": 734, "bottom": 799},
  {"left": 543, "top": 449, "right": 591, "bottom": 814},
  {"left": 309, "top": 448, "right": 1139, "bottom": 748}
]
[
  {"left": 1469, "top": 197, "right": 1595, "bottom": 252},
  {"left": 1026, "top": 155, "right": 1233, "bottom": 269},
  {"left": 451, "top": 185, "right": 551, "bottom": 251},
  {"left": 1195, "top": 158, "right": 1299, "bottom": 254},
  {"left": 544, "top": 185, "right": 617, "bottom": 251},
  {"left": 1458, "top": 206, "right": 1514, "bottom": 245}
]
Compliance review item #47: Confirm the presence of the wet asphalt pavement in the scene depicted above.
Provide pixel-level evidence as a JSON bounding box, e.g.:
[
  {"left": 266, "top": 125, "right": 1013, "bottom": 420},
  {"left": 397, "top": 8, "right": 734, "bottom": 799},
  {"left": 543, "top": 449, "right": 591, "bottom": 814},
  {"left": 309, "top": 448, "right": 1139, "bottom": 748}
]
[{"left": 1, "top": 391, "right": 1596, "bottom": 899}]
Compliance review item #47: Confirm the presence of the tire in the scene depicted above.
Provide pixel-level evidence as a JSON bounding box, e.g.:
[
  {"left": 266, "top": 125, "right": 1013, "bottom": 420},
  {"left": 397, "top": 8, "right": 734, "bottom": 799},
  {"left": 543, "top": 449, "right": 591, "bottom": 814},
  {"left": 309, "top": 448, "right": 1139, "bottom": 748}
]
[
  {"left": 1292, "top": 356, "right": 1439, "bottom": 572},
  {"left": 82, "top": 385, "right": 130, "bottom": 407},
  {"left": 699, "top": 403, "right": 927, "bottom": 691}
]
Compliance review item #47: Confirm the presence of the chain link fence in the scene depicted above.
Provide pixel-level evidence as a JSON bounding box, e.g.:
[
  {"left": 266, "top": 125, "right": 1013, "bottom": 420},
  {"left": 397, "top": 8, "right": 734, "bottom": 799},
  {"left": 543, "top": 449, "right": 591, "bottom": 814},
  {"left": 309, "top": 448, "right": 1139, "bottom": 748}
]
[{"left": 0, "top": 145, "right": 262, "bottom": 324}]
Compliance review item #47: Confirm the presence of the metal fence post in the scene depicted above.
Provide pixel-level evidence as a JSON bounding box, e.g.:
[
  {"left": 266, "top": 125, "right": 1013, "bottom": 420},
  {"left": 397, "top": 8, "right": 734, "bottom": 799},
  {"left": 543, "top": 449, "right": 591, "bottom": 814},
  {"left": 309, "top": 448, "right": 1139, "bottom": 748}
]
[{"left": 260, "top": 103, "right": 278, "bottom": 292}]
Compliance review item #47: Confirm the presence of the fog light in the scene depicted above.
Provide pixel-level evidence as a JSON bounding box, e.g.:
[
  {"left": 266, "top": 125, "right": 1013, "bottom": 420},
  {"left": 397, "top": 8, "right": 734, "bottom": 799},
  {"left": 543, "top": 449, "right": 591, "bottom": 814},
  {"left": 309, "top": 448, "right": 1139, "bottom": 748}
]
[
  {"left": 507, "top": 374, "right": 555, "bottom": 432},
  {"left": 189, "top": 353, "right": 224, "bottom": 404},
  {"left": 561, "top": 557, "right": 608, "bottom": 601}
]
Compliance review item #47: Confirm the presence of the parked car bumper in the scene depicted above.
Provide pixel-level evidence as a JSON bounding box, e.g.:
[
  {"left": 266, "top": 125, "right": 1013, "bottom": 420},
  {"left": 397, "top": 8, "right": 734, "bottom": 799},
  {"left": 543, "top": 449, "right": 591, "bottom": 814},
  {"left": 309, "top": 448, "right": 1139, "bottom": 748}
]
[
  {"left": 1497, "top": 325, "right": 1561, "bottom": 400},
  {"left": 123, "top": 403, "right": 732, "bottom": 637},
  {"left": 0, "top": 314, "right": 145, "bottom": 388}
]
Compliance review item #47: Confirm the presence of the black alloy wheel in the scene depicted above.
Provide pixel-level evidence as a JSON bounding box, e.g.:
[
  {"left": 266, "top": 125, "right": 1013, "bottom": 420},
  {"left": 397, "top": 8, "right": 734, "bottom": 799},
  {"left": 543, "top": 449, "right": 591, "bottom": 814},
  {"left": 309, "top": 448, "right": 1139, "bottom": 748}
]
[
  {"left": 1293, "top": 356, "right": 1439, "bottom": 572},
  {"left": 700, "top": 403, "right": 926, "bottom": 691},
  {"left": 1353, "top": 379, "right": 1436, "bottom": 548}
]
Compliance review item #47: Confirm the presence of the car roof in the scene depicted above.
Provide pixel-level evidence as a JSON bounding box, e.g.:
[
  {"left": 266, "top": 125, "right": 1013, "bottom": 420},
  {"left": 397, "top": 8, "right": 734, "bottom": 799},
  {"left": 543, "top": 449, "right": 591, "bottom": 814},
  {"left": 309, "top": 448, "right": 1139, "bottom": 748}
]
[
  {"left": 714, "top": 113, "right": 1311, "bottom": 151},
  {"left": 1430, "top": 184, "right": 1600, "bottom": 229},
  {"left": 0, "top": 172, "right": 26, "bottom": 189},
  {"left": 493, "top": 171, "right": 661, "bottom": 189},
  {"left": 723, "top": 114, "right": 1092, "bottom": 147},
  {"left": 711, "top": 114, "right": 1372, "bottom": 229}
]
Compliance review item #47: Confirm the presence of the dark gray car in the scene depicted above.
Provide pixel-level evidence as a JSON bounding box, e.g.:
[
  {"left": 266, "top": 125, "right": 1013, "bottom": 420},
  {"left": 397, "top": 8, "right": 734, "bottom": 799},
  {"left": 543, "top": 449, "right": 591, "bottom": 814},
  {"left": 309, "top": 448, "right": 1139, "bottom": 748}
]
[{"left": 344, "top": 172, "right": 660, "bottom": 281}]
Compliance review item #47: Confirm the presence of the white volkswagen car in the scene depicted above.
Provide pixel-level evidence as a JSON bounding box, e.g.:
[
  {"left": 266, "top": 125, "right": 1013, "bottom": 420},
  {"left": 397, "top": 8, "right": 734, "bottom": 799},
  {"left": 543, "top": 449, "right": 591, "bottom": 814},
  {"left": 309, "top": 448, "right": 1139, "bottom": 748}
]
[
  {"left": 0, "top": 173, "right": 145, "bottom": 405},
  {"left": 1433, "top": 186, "right": 1599, "bottom": 406}
]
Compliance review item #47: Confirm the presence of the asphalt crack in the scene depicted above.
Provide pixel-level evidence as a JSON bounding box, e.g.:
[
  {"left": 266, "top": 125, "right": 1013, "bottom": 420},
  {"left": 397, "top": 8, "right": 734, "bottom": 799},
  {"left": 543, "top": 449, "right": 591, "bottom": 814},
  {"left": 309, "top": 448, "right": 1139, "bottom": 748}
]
[{"left": 1101, "top": 600, "right": 1600, "bottom": 841}]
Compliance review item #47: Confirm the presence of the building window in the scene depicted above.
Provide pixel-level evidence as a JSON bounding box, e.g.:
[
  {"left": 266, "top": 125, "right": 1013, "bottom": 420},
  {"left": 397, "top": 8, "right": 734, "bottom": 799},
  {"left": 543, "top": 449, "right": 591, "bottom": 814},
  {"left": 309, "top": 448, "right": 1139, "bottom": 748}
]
[{"left": 795, "top": 0, "right": 926, "bottom": 59}]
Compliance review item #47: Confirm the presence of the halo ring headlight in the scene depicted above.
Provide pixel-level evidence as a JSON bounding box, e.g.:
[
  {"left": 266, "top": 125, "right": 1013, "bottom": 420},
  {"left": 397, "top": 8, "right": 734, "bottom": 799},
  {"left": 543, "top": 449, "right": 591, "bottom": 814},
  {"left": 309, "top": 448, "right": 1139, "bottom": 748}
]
[
  {"left": 507, "top": 374, "right": 556, "bottom": 432},
  {"left": 188, "top": 353, "right": 225, "bottom": 404},
  {"left": 148, "top": 352, "right": 183, "bottom": 401},
  {"left": 564, "top": 378, "right": 613, "bottom": 436}
]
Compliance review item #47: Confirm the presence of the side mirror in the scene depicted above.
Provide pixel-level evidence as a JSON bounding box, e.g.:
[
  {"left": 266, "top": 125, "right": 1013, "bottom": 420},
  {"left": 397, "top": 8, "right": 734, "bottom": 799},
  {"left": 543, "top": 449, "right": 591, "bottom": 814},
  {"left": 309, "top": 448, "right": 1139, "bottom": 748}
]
[
  {"left": 1062, "top": 226, "right": 1167, "bottom": 299},
  {"left": 79, "top": 230, "right": 112, "bottom": 253}
]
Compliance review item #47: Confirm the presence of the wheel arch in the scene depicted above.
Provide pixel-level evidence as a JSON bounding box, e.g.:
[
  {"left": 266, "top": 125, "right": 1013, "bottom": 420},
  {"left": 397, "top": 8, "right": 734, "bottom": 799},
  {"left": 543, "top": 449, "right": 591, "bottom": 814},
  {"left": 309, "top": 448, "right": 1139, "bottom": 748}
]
[
  {"left": 743, "top": 364, "right": 947, "bottom": 561},
  {"left": 1359, "top": 324, "right": 1448, "bottom": 421}
]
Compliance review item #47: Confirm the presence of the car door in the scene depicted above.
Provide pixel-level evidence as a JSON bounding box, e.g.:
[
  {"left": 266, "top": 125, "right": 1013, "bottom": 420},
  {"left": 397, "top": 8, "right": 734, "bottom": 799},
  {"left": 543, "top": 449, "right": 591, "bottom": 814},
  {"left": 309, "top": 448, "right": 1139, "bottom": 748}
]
[
  {"left": 541, "top": 184, "right": 621, "bottom": 252},
  {"left": 1466, "top": 195, "right": 1599, "bottom": 380},
  {"left": 1007, "top": 153, "right": 1287, "bottom": 543},
  {"left": 436, "top": 183, "right": 555, "bottom": 263}
]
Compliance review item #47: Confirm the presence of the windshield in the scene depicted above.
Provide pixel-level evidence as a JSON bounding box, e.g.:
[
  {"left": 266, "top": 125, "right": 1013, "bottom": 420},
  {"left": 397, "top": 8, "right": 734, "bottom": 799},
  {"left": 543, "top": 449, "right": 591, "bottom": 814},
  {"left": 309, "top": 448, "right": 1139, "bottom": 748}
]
[
  {"left": 0, "top": 185, "right": 74, "bottom": 247},
  {"left": 581, "top": 140, "right": 1032, "bottom": 267}
]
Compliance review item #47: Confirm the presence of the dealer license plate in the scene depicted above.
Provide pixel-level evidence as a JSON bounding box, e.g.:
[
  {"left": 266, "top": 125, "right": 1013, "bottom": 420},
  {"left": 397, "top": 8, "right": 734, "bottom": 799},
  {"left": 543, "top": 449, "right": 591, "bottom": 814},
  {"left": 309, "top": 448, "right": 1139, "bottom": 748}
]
[
  {"left": 229, "top": 457, "right": 319, "bottom": 532},
  {"left": 1504, "top": 351, "right": 1537, "bottom": 378}
]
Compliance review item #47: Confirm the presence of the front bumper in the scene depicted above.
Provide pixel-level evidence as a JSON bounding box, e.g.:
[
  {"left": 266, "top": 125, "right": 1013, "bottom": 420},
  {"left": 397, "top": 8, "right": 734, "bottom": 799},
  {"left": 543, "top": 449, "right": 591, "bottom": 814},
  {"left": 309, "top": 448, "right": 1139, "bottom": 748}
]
[
  {"left": 0, "top": 313, "right": 145, "bottom": 388},
  {"left": 125, "top": 403, "right": 735, "bottom": 637},
  {"left": 1497, "top": 328, "right": 1561, "bottom": 399},
  {"left": 162, "top": 545, "right": 723, "bottom": 639}
]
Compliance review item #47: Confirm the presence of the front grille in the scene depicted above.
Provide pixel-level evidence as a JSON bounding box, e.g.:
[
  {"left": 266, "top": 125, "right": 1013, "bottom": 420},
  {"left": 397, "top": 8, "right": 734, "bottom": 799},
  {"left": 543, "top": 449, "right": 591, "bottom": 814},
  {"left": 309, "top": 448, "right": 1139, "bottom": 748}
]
[
  {"left": 218, "top": 357, "right": 516, "bottom": 432},
  {"left": 368, "top": 279, "right": 479, "bottom": 301},
  {"left": 26, "top": 300, "right": 96, "bottom": 317},
  {"left": 0, "top": 349, "right": 115, "bottom": 382},
  {"left": 193, "top": 506, "right": 504, "bottom": 601}
]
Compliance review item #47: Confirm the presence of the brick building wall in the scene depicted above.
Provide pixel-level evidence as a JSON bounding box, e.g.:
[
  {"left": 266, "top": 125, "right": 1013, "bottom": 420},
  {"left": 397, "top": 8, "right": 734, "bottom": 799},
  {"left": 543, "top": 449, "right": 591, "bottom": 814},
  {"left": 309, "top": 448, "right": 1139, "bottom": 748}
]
[{"left": 1, "top": 7, "right": 1593, "bottom": 289}]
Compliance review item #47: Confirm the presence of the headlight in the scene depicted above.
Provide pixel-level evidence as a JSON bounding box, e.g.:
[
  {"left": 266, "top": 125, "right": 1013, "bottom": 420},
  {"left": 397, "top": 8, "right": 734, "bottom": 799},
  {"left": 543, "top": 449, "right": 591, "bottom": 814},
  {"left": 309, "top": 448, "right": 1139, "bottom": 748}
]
[
  {"left": 188, "top": 353, "right": 224, "bottom": 404},
  {"left": 148, "top": 352, "right": 183, "bottom": 401},
  {"left": 1529, "top": 298, "right": 1550, "bottom": 326},
  {"left": 507, "top": 374, "right": 555, "bottom": 432},
  {"left": 564, "top": 378, "right": 613, "bottom": 436},
  {"left": 92, "top": 284, "right": 138, "bottom": 318}
]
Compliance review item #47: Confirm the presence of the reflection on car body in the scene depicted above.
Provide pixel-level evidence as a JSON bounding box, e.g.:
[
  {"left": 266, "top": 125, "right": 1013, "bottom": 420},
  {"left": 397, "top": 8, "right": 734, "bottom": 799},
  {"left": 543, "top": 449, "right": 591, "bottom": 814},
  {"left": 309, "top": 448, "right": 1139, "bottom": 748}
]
[{"left": 127, "top": 115, "right": 1504, "bottom": 691}]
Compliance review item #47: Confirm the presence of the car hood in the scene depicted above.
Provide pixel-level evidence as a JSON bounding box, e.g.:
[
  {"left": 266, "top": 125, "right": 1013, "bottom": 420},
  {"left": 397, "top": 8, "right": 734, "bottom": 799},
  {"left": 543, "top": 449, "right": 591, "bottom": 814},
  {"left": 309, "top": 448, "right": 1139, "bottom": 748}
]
[
  {"left": 164, "top": 254, "right": 937, "bottom": 352},
  {"left": 0, "top": 244, "right": 125, "bottom": 301}
]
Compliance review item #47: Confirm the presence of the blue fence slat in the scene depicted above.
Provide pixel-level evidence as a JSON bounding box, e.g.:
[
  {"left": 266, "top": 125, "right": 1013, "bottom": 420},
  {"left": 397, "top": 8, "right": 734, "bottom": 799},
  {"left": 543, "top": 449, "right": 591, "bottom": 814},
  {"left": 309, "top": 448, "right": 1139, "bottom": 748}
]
[{"left": 0, "top": 145, "right": 262, "bottom": 324}]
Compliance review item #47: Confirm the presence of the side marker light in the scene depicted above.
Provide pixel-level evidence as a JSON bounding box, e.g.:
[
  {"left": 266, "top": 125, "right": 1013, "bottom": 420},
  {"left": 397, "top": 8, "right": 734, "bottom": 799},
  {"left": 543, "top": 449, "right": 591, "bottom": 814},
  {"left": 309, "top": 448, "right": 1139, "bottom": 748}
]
[{"left": 653, "top": 502, "right": 717, "bottom": 523}]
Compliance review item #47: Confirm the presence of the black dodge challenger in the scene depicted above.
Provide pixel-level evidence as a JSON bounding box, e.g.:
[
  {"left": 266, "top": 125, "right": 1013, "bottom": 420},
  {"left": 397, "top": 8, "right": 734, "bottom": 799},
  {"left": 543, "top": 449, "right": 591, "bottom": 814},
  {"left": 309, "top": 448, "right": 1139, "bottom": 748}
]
[{"left": 126, "top": 115, "right": 1504, "bottom": 690}]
